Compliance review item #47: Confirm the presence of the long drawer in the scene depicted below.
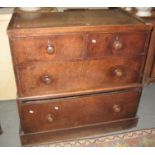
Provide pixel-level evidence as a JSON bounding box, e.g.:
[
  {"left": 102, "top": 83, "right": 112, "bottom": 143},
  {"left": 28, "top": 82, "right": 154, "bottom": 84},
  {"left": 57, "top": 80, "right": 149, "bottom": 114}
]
[
  {"left": 17, "top": 57, "right": 144, "bottom": 97},
  {"left": 20, "top": 88, "right": 141, "bottom": 134}
]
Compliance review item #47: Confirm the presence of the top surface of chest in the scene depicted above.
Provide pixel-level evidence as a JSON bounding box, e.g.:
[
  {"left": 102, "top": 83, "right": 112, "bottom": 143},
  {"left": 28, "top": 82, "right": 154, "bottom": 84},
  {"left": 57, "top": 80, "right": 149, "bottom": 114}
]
[
  {"left": 7, "top": 8, "right": 151, "bottom": 37},
  {"left": 9, "top": 9, "right": 144, "bottom": 28}
]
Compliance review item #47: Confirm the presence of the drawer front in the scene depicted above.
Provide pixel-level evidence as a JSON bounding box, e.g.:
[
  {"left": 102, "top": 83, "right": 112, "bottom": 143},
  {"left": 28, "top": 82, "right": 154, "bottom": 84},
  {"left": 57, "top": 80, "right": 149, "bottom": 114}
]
[
  {"left": 17, "top": 57, "right": 144, "bottom": 97},
  {"left": 20, "top": 88, "right": 141, "bottom": 133},
  {"left": 87, "top": 32, "right": 146, "bottom": 57},
  {"left": 11, "top": 34, "right": 84, "bottom": 64}
]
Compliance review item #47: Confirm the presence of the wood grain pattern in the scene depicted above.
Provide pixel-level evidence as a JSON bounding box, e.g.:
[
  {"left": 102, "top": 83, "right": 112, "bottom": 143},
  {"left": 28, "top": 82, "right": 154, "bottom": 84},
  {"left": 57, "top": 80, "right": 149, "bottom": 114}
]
[
  {"left": 127, "top": 12, "right": 155, "bottom": 84},
  {"left": 7, "top": 9, "right": 152, "bottom": 38},
  {"left": 9, "top": 9, "right": 143, "bottom": 29},
  {"left": 17, "top": 57, "right": 144, "bottom": 97},
  {"left": 10, "top": 34, "right": 84, "bottom": 64},
  {"left": 20, "top": 117, "right": 138, "bottom": 146},
  {"left": 87, "top": 32, "right": 147, "bottom": 57},
  {"left": 10, "top": 31, "right": 147, "bottom": 65},
  {"left": 7, "top": 8, "right": 151, "bottom": 146},
  {"left": 141, "top": 18, "right": 155, "bottom": 83},
  {"left": 20, "top": 88, "right": 141, "bottom": 134}
]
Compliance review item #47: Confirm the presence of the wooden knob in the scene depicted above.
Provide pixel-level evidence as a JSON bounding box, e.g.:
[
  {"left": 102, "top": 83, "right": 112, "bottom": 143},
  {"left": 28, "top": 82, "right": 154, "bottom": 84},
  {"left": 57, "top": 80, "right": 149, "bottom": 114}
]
[
  {"left": 113, "top": 104, "right": 121, "bottom": 113},
  {"left": 42, "top": 75, "right": 52, "bottom": 84},
  {"left": 47, "top": 114, "right": 53, "bottom": 123},
  {"left": 113, "top": 40, "right": 123, "bottom": 50},
  {"left": 114, "top": 68, "right": 123, "bottom": 77},
  {"left": 47, "top": 45, "right": 54, "bottom": 54}
]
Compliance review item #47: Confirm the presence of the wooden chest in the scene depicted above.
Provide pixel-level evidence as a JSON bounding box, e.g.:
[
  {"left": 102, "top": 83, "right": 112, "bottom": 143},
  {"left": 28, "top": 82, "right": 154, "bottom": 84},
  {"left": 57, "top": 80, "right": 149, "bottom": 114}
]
[{"left": 7, "top": 8, "right": 152, "bottom": 146}]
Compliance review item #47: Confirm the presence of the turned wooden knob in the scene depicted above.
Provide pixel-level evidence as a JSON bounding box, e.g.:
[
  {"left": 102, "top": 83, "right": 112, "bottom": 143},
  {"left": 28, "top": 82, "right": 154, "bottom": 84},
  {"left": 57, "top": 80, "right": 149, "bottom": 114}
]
[
  {"left": 113, "top": 104, "right": 121, "bottom": 113},
  {"left": 47, "top": 45, "right": 54, "bottom": 54},
  {"left": 113, "top": 40, "right": 123, "bottom": 50},
  {"left": 47, "top": 114, "right": 53, "bottom": 123},
  {"left": 114, "top": 68, "right": 123, "bottom": 77},
  {"left": 42, "top": 75, "right": 52, "bottom": 84}
]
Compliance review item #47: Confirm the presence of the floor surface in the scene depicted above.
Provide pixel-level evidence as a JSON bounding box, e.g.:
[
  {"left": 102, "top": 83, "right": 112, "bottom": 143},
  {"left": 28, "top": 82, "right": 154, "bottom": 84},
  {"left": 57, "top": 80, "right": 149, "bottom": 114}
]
[{"left": 0, "top": 84, "right": 155, "bottom": 147}]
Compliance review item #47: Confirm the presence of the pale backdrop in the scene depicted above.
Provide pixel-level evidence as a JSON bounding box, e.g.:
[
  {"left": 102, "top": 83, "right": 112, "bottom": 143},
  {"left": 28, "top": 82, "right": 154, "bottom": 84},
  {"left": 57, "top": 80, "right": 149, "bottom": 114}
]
[{"left": 0, "top": 8, "right": 16, "bottom": 100}]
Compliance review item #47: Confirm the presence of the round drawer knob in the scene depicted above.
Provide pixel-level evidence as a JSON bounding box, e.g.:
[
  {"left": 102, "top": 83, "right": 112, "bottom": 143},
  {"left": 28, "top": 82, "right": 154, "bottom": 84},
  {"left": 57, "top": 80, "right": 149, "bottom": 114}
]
[
  {"left": 113, "top": 104, "right": 121, "bottom": 113},
  {"left": 42, "top": 75, "right": 52, "bottom": 84},
  {"left": 47, "top": 45, "right": 54, "bottom": 54},
  {"left": 113, "top": 40, "right": 123, "bottom": 50},
  {"left": 47, "top": 114, "right": 53, "bottom": 123},
  {"left": 114, "top": 68, "right": 123, "bottom": 77}
]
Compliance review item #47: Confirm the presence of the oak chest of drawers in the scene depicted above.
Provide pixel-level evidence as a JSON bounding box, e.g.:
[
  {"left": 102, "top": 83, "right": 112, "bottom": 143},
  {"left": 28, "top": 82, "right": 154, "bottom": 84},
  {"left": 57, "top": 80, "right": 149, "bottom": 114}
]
[{"left": 7, "top": 8, "right": 152, "bottom": 146}]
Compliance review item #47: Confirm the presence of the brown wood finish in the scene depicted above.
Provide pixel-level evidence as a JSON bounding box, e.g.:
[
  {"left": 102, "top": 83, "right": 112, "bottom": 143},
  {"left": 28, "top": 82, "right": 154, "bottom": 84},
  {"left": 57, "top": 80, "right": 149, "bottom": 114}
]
[
  {"left": 87, "top": 32, "right": 147, "bottom": 57},
  {"left": 18, "top": 84, "right": 143, "bottom": 101},
  {"left": 10, "top": 32, "right": 147, "bottom": 65},
  {"left": 20, "top": 88, "right": 141, "bottom": 134},
  {"left": 8, "top": 9, "right": 144, "bottom": 29},
  {"left": 17, "top": 57, "right": 144, "bottom": 98},
  {"left": 126, "top": 10, "right": 155, "bottom": 83},
  {"left": 8, "top": 26, "right": 152, "bottom": 38},
  {"left": 7, "top": 9, "right": 152, "bottom": 38},
  {"left": 20, "top": 117, "right": 138, "bottom": 146},
  {"left": 142, "top": 17, "right": 155, "bottom": 83},
  {"left": 7, "top": 8, "right": 152, "bottom": 146},
  {"left": 10, "top": 34, "right": 84, "bottom": 65}
]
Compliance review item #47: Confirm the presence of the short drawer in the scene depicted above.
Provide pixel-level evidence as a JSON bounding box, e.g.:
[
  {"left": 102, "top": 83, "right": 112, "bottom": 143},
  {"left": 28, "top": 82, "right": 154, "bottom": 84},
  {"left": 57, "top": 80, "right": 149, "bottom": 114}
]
[
  {"left": 10, "top": 34, "right": 84, "bottom": 64},
  {"left": 87, "top": 32, "right": 147, "bottom": 57},
  {"left": 17, "top": 57, "right": 144, "bottom": 98},
  {"left": 20, "top": 88, "right": 141, "bottom": 133}
]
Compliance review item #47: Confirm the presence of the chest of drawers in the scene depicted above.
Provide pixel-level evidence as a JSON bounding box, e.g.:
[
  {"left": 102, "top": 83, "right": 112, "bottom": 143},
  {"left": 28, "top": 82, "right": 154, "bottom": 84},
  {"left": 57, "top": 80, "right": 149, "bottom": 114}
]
[{"left": 7, "top": 8, "right": 152, "bottom": 146}]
